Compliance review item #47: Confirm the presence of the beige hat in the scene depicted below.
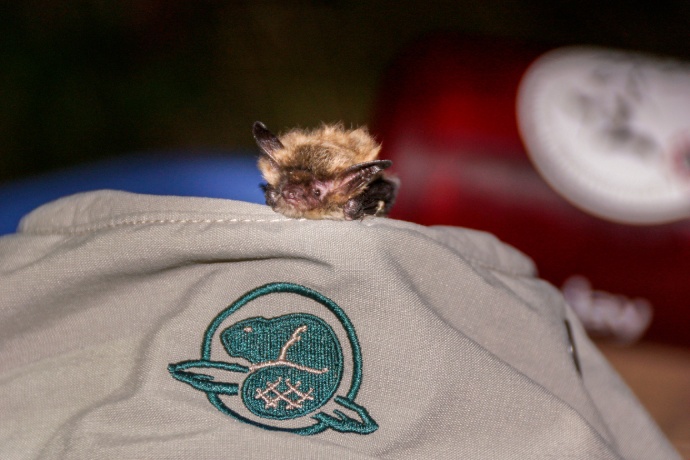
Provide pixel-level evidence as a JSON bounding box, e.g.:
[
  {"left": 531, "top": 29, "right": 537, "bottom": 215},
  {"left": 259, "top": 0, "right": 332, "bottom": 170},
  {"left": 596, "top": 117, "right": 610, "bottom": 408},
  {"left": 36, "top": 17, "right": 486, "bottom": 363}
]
[{"left": 0, "top": 191, "right": 680, "bottom": 459}]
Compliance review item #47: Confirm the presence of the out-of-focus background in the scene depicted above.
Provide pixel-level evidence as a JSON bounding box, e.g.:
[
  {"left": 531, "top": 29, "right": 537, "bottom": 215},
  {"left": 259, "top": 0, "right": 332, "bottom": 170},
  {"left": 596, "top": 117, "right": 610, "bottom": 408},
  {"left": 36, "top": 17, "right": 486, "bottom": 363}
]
[
  {"left": 1, "top": 2, "right": 689, "bottom": 455},
  {"left": 3, "top": 1, "right": 690, "bottom": 183}
]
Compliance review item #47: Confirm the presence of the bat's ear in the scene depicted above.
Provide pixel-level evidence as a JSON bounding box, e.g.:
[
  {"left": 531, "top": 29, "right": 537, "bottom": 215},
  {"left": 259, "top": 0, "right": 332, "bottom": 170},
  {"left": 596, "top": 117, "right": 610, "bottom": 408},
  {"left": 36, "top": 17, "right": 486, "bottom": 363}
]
[
  {"left": 338, "top": 160, "right": 392, "bottom": 194},
  {"left": 252, "top": 121, "right": 284, "bottom": 161}
]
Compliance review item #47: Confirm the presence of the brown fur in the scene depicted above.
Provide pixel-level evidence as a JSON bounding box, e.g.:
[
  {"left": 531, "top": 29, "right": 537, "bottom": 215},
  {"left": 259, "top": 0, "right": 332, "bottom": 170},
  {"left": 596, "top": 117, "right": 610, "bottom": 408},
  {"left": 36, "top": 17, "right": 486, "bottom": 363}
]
[
  {"left": 254, "top": 122, "right": 396, "bottom": 220},
  {"left": 261, "top": 124, "right": 380, "bottom": 176}
]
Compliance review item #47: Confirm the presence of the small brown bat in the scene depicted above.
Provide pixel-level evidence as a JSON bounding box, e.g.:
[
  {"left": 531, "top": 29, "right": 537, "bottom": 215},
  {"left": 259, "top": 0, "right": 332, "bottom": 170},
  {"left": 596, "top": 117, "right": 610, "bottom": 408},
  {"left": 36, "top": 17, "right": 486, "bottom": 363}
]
[{"left": 253, "top": 121, "right": 399, "bottom": 220}]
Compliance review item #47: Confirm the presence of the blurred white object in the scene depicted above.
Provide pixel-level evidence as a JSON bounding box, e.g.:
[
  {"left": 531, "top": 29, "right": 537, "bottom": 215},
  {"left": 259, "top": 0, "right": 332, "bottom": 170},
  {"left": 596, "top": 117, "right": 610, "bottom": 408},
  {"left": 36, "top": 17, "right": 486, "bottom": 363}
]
[
  {"left": 562, "top": 275, "right": 653, "bottom": 344},
  {"left": 518, "top": 46, "right": 690, "bottom": 224}
]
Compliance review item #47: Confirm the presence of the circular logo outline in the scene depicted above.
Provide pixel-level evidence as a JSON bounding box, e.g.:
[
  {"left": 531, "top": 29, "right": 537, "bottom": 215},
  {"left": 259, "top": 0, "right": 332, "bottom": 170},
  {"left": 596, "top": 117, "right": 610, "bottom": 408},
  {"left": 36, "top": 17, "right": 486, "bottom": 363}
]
[{"left": 168, "top": 282, "right": 376, "bottom": 436}]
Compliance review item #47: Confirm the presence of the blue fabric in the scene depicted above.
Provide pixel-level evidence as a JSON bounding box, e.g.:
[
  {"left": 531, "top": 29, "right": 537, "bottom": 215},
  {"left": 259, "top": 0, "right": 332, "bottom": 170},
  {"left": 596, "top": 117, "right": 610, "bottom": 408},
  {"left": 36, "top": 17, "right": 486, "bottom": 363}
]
[{"left": 0, "top": 151, "right": 265, "bottom": 235}]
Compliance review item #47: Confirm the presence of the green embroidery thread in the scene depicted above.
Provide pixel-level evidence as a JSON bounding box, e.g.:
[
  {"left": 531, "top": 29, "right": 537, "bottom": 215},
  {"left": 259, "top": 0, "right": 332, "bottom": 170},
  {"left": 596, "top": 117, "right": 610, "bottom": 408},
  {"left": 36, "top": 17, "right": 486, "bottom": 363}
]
[
  {"left": 168, "top": 282, "right": 378, "bottom": 435},
  {"left": 222, "top": 314, "right": 343, "bottom": 420}
]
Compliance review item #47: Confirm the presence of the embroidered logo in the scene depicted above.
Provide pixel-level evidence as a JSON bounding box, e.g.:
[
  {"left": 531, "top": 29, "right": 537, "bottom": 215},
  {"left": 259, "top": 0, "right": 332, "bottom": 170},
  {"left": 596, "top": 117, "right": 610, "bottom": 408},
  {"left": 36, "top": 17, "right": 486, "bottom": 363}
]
[{"left": 168, "top": 282, "right": 378, "bottom": 435}]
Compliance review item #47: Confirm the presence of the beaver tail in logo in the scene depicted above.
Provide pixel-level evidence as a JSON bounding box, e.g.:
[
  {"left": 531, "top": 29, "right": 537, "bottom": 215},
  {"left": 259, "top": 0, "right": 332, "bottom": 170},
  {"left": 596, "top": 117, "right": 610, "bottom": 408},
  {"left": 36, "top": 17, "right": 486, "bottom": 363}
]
[{"left": 168, "top": 282, "right": 378, "bottom": 435}]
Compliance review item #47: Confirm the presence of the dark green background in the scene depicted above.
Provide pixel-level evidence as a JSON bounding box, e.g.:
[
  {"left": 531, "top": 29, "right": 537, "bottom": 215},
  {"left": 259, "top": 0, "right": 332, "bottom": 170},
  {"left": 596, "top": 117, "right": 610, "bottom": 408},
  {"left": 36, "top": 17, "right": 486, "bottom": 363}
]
[{"left": 2, "top": 1, "right": 689, "bottom": 184}]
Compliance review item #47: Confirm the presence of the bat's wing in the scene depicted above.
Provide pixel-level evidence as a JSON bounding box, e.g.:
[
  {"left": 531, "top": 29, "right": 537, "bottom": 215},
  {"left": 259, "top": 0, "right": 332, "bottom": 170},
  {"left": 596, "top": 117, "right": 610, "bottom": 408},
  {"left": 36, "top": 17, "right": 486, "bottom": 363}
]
[{"left": 343, "top": 174, "right": 399, "bottom": 220}]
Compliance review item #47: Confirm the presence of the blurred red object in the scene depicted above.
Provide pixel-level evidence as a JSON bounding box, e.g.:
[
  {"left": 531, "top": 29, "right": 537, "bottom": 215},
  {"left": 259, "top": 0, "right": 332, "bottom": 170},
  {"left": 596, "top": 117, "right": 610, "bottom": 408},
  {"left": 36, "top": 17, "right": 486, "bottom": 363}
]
[{"left": 373, "top": 34, "right": 690, "bottom": 347}]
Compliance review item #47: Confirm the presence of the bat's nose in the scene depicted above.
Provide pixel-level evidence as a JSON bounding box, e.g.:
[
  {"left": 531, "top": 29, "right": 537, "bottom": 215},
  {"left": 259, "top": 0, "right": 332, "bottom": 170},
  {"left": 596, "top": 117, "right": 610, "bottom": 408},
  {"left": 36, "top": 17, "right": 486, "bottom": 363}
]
[{"left": 281, "top": 185, "right": 305, "bottom": 202}]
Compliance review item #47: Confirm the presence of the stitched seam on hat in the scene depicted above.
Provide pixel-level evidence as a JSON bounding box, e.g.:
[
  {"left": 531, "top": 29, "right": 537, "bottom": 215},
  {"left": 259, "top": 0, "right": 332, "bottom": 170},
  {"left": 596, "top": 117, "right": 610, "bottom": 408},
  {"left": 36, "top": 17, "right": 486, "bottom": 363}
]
[
  {"left": 21, "top": 217, "right": 299, "bottom": 235},
  {"left": 22, "top": 218, "right": 530, "bottom": 275}
]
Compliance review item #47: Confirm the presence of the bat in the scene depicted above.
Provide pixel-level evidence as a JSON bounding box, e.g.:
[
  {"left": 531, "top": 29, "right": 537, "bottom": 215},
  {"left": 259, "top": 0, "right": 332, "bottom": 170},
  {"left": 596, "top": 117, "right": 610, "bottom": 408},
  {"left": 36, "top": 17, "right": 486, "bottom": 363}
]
[{"left": 253, "top": 121, "right": 399, "bottom": 220}]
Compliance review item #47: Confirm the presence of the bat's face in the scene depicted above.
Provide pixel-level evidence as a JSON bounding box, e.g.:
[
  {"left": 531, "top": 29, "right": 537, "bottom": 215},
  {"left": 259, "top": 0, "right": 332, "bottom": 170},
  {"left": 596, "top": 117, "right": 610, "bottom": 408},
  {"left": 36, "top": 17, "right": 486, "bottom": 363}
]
[
  {"left": 262, "top": 169, "right": 343, "bottom": 219},
  {"left": 262, "top": 163, "right": 393, "bottom": 220},
  {"left": 253, "top": 121, "right": 397, "bottom": 220}
]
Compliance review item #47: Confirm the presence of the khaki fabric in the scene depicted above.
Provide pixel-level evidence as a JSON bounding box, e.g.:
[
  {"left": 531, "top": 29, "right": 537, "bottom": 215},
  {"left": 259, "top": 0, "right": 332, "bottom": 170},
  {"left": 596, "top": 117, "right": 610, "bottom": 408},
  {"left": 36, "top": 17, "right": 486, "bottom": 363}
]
[{"left": 0, "top": 190, "right": 680, "bottom": 459}]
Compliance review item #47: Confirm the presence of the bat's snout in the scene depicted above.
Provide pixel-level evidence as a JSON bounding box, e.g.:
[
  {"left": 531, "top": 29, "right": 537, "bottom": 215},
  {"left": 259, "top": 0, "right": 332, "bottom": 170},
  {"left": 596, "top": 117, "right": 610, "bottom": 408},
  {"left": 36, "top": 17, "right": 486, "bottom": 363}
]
[{"left": 281, "top": 184, "right": 306, "bottom": 204}]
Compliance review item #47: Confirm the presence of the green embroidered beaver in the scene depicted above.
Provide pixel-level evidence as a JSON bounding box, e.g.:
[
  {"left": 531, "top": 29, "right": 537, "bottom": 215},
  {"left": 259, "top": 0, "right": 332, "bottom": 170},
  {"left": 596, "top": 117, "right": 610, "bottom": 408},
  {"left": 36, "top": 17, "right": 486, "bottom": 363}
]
[{"left": 220, "top": 314, "right": 344, "bottom": 420}]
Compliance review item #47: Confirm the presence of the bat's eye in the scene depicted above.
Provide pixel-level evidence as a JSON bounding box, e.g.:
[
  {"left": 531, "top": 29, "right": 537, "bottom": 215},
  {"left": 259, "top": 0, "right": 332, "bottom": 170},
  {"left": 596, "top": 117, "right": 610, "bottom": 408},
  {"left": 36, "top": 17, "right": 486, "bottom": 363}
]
[{"left": 312, "top": 188, "right": 321, "bottom": 198}]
